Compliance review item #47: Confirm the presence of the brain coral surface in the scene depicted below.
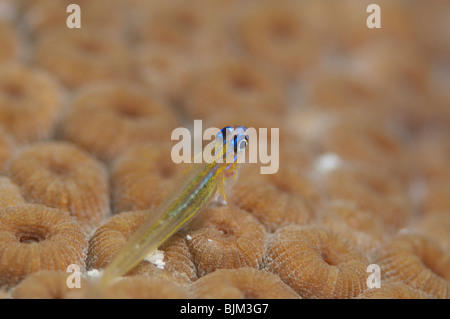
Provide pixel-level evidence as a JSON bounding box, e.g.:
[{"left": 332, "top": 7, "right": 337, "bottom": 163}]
[{"left": 0, "top": 0, "right": 449, "bottom": 299}]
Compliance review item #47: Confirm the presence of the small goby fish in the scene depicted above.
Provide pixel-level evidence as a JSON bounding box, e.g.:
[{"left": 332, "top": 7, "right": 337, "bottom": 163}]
[{"left": 92, "top": 126, "right": 249, "bottom": 294}]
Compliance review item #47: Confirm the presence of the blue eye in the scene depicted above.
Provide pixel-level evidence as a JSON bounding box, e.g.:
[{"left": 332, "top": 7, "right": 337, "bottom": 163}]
[
  {"left": 238, "top": 138, "right": 248, "bottom": 150},
  {"left": 233, "top": 134, "right": 249, "bottom": 153},
  {"left": 216, "top": 126, "right": 249, "bottom": 156}
]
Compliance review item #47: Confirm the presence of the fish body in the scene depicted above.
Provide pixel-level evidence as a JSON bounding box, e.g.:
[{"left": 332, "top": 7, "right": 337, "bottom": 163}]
[{"left": 93, "top": 126, "right": 248, "bottom": 294}]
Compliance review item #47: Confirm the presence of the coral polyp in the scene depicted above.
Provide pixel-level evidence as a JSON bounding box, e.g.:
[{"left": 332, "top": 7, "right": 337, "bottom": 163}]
[
  {"left": 59, "top": 82, "right": 178, "bottom": 162},
  {"left": 0, "top": 176, "right": 24, "bottom": 209},
  {"left": 411, "top": 212, "right": 450, "bottom": 252},
  {"left": 318, "top": 162, "right": 412, "bottom": 232},
  {"left": 0, "top": 205, "right": 88, "bottom": 287},
  {"left": 240, "top": 0, "right": 318, "bottom": 77},
  {"left": 87, "top": 211, "right": 148, "bottom": 273},
  {"left": 12, "top": 271, "right": 89, "bottom": 299},
  {"left": 111, "top": 143, "right": 187, "bottom": 213},
  {"left": 0, "top": 21, "right": 19, "bottom": 64},
  {"left": 100, "top": 276, "right": 189, "bottom": 299},
  {"left": 372, "top": 233, "right": 450, "bottom": 299},
  {"left": 318, "top": 201, "right": 386, "bottom": 255},
  {"left": 186, "top": 204, "right": 267, "bottom": 277},
  {"left": 0, "top": 128, "right": 15, "bottom": 172},
  {"left": 231, "top": 165, "right": 314, "bottom": 232},
  {"left": 87, "top": 210, "right": 196, "bottom": 284},
  {"left": 191, "top": 268, "right": 300, "bottom": 299},
  {"left": 5, "top": 142, "right": 110, "bottom": 232},
  {"left": 0, "top": 63, "right": 63, "bottom": 143},
  {"left": 264, "top": 226, "right": 369, "bottom": 299},
  {"left": 357, "top": 282, "right": 434, "bottom": 299},
  {"left": 184, "top": 59, "right": 286, "bottom": 128},
  {"left": 34, "top": 30, "right": 131, "bottom": 88}
]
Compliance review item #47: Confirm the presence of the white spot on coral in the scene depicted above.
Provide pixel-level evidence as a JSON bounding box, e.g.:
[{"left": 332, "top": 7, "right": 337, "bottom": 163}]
[
  {"left": 398, "top": 228, "right": 411, "bottom": 235},
  {"left": 86, "top": 269, "right": 101, "bottom": 277},
  {"left": 144, "top": 249, "right": 166, "bottom": 270},
  {"left": 186, "top": 235, "right": 192, "bottom": 241},
  {"left": 207, "top": 239, "right": 213, "bottom": 243},
  {"left": 315, "top": 153, "right": 342, "bottom": 174}
]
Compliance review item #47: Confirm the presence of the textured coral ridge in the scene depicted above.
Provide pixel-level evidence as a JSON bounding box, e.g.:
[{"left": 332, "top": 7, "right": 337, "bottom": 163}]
[
  {"left": 59, "top": 82, "right": 178, "bottom": 162},
  {"left": 0, "top": 205, "right": 88, "bottom": 288},
  {"left": 191, "top": 268, "right": 300, "bottom": 299},
  {"left": 357, "top": 282, "right": 435, "bottom": 299},
  {"left": 264, "top": 226, "right": 369, "bottom": 299},
  {"left": 0, "top": 0, "right": 449, "bottom": 299},
  {"left": 5, "top": 142, "right": 110, "bottom": 232},
  {"left": 111, "top": 143, "right": 188, "bottom": 213},
  {"left": 0, "top": 64, "right": 63, "bottom": 143},
  {"left": 372, "top": 234, "right": 450, "bottom": 299}
]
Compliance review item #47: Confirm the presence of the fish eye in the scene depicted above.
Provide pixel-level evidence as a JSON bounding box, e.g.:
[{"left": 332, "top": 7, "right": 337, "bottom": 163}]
[
  {"left": 233, "top": 135, "right": 248, "bottom": 154},
  {"left": 238, "top": 138, "right": 248, "bottom": 151},
  {"left": 217, "top": 126, "right": 249, "bottom": 157}
]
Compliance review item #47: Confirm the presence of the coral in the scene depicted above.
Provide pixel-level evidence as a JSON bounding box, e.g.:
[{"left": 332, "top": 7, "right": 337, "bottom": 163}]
[
  {"left": 269, "top": 165, "right": 320, "bottom": 206},
  {"left": 134, "top": 45, "right": 196, "bottom": 101},
  {"left": 136, "top": 0, "right": 226, "bottom": 56},
  {"left": 0, "top": 288, "right": 10, "bottom": 298},
  {"left": 313, "top": 0, "right": 414, "bottom": 50},
  {"left": 12, "top": 271, "right": 90, "bottom": 299},
  {"left": 413, "top": 132, "right": 450, "bottom": 181},
  {"left": 0, "top": 176, "right": 25, "bottom": 209},
  {"left": 185, "top": 204, "right": 267, "bottom": 277},
  {"left": 184, "top": 59, "right": 286, "bottom": 129},
  {"left": 230, "top": 164, "right": 314, "bottom": 233},
  {"left": 356, "top": 43, "right": 431, "bottom": 111},
  {"left": 315, "top": 113, "right": 411, "bottom": 180},
  {"left": 161, "top": 233, "right": 198, "bottom": 283},
  {"left": 59, "top": 82, "right": 178, "bottom": 162},
  {"left": 357, "top": 282, "right": 434, "bottom": 299},
  {"left": 411, "top": 212, "right": 450, "bottom": 252},
  {"left": 0, "top": 0, "right": 447, "bottom": 299},
  {"left": 0, "top": 0, "right": 18, "bottom": 20},
  {"left": 372, "top": 233, "right": 450, "bottom": 299},
  {"left": 319, "top": 201, "right": 386, "bottom": 255},
  {"left": 412, "top": 0, "right": 450, "bottom": 54},
  {"left": 87, "top": 210, "right": 197, "bottom": 284},
  {"left": 23, "top": 0, "right": 125, "bottom": 36},
  {"left": 0, "top": 127, "right": 15, "bottom": 171},
  {"left": 264, "top": 226, "right": 369, "bottom": 299},
  {"left": 0, "top": 205, "right": 88, "bottom": 288},
  {"left": 0, "top": 63, "right": 63, "bottom": 143},
  {"left": 318, "top": 162, "right": 412, "bottom": 232},
  {"left": 34, "top": 30, "right": 131, "bottom": 88},
  {"left": 87, "top": 211, "right": 145, "bottom": 272},
  {"left": 240, "top": 0, "right": 318, "bottom": 78},
  {"left": 5, "top": 142, "right": 110, "bottom": 232},
  {"left": 100, "top": 276, "right": 189, "bottom": 299},
  {"left": 111, "top": 143, "right": 188, "bottom": 214},
  {"left": 87, "top": 211, "right": 147, "bottom": 271},
  {"left": 191, "top": 268, "right": 300, "bottom": 299},
  {"left": 422, "top": 180, "right": 450, "bottom": 213},
  {"left": 306, "top": 73, "right": 381, "bottom": 112},
  {"left": 0, "top": 21, "right": 19, "bottom": 63}
]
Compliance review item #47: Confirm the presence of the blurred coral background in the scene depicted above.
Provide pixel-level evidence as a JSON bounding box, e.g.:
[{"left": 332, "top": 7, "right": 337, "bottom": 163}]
[{"left": 0, "top": 0, "right": 449, "bottom": 299}]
